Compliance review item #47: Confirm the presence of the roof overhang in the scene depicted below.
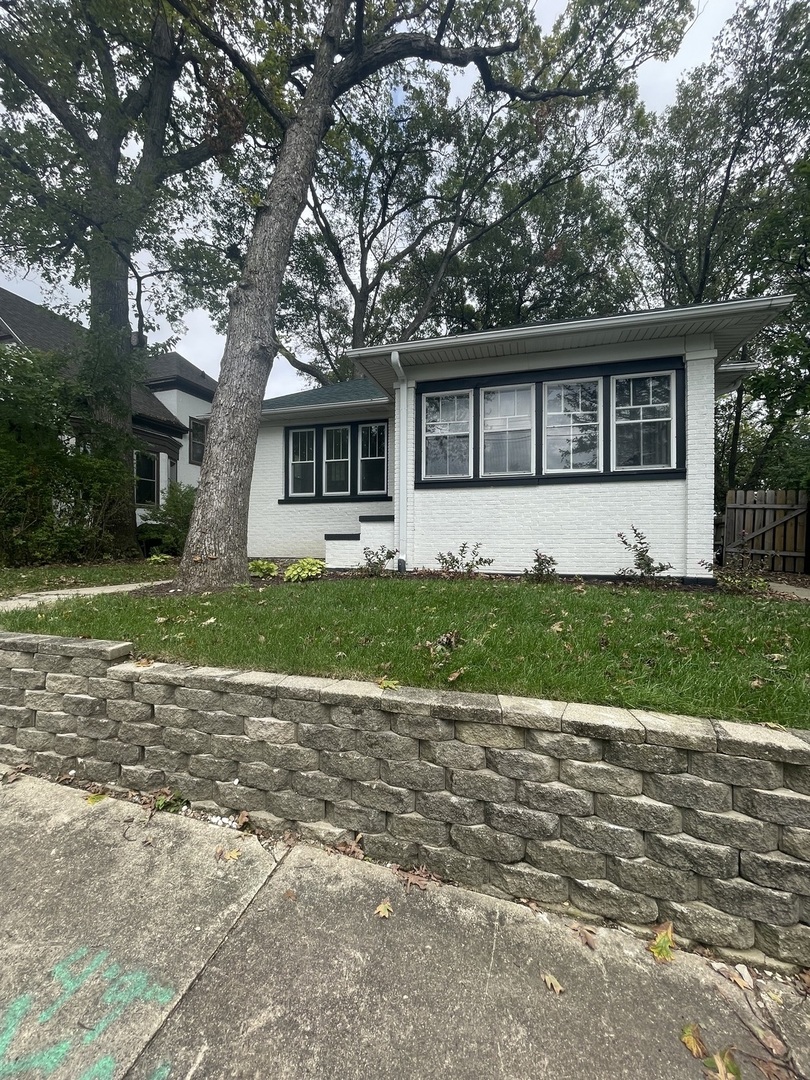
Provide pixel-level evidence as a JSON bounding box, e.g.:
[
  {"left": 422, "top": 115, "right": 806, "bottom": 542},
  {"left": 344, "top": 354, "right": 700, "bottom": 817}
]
[
  {"left": 261, "top": 398, "right": 392, "bottom": 422},
  {"left": 348, "top": 295, "right": 794, "bottom": 395}
]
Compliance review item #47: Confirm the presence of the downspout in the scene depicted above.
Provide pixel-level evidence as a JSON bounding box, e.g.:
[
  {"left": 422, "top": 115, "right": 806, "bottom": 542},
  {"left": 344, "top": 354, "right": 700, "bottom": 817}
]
[{"left": 390, "top": 350, "right": 408, "bottom": 572}]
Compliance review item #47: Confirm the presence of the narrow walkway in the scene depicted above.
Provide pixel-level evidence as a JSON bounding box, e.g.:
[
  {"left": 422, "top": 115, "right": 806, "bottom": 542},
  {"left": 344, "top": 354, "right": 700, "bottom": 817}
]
[
  {"left": 769, "top": 581, "right": 810, "bottom": 600},
  {"left": 0, "top": 580, "right": 170, "bottom": 612}
]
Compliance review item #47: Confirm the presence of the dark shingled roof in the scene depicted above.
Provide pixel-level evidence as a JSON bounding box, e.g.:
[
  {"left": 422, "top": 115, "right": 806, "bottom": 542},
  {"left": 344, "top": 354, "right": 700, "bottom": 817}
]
[
  {"left": 262, "top": 376, "right": 389, "bottom": 412},
  {"left": 145, "top": 351, "right": 218, "bottom": 399},
  {"left": 0, "top": 286, "right": 187, "bottom": 434}
]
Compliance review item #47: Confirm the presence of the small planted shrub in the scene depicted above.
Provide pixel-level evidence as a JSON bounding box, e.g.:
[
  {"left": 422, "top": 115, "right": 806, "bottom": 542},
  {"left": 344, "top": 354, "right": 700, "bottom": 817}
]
[
  {"left": 436, "top": 542, "right": 493, "bottom": 576},
  {"left": 249, "top": 559, "right": 279, "bottom": 579},
  {"left": 524, "top": 549, "right": 558, "bottom": 582},
  {"left": 700, "top": 554, "right": 769, "bottom": 594},
  {"left": 617, "top": 525, "right": 673, "bottom": 579},
  {"left": 138, "top": 481, "right": 196, "bottom": 556},
  {"left": 362, "top": 545, "right": 398, "bottom": 576},
  {"left": 283, "top": 558, "right": 326, "bottom": 582}
]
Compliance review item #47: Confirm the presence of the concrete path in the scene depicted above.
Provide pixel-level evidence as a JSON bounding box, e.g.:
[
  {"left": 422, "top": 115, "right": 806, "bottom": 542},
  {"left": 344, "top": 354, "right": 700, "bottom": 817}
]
[
  {"left": 769, "top": 581, "right": 810, "bottom": 601},
  {"left": 2, "top": 768, "right": 808, "bottom": 1079},
  {"left": 0, "top": 580, "right": 170, "bottom": 612}
]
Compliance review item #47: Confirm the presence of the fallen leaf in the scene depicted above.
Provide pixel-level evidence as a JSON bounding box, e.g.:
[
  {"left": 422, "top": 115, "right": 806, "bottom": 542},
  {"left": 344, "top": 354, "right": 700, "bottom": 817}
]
[
  {"left": 377, "top": 677, "right": 400, "bottom": 690},
  {"left": 283, "top": 889, "right": 297, "bottom": 901},
  {"left": 763, "top": 989, "right": 783, "bottom": 1005},
  {"left": 648, "top": 922, "right": 676, "bottom": 963},
  {"left": 135, "top": 657, "right": 153, "bottom": 667},
  {"left": 712, "top": 962, "right": 754, "bottom": 993},
  {"left": 335, "top": 836, "right": 365, "bottom": 860},
  {"left": 703, "top": 1049, "right": 741, "bottom": 1079},
  {"left": 235, "top": 810, "right": 251, "bottom": 830},
  {"left": 374, "top": 898, "right": 393, "bottom": 918},
  {"left": 764, "top": 654, "right": 786, "bottom": 662},
  {"left": 734, "top": 964, "right": 754, "bottom": 989},
  {"left": 797, "top": 969, "right": 810, "bottom": 994},
  {"left": 543, "top": 973, "right": 564, "bottom": 995},
  {"left": 85, "top": 792, "right": 107, "bottom": 806},
  {"left": 200, "top": 617, "right": 217, "bottom": 626},
  {"left": 549, "top": 620, "right": 565, "bottom": 634},
  {"left": 749, "top": 1058, "right": 796, "bottom": 1079},
  {"left": 681, "top": 1024, "right": 708, "bottom": 1059},
  {"left": 447, "top": 667, "right": 467, "bottom": 683},
  {"left": 223, "top": 848, "right": 241, "bottom": 861},
  {"left": 750, "top": 677, "right": 765, "bottom": 689},
  {"left": 572, "top": 923, "right": 597, "bottom": 950}
]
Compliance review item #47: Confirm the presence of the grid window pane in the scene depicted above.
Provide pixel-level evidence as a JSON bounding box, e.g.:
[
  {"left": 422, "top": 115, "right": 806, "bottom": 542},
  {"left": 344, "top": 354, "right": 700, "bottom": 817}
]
[
  {"left": 135, "top": 452, "right": 158, "bottom": 505},
  {"left": 359, "top": 423, "right": 386, "bottom": 493},
  {"left": 424, "top": 394, "right": 471, "bottom": 477},
  {"left": 324, "top": 426, "right": 350, "bottom": 493},
  {"left": 613, "top": 376, "right": 672, "bottom": 468},
  {"left": 290, "top": 429, "right": 315, "bottom": 494},
  {"left": 544, "top": 380, "right": 600, "bottom": 472},
  {"left": 482, "top": 386, "right": 533, "bottom": 475},
  {"left": 189, "top": 419, "right": 207, "bottom": 465}
]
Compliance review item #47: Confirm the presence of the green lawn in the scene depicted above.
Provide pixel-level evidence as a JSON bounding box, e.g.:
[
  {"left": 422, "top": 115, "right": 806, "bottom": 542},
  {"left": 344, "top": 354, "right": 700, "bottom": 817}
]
[
  {"left": 0, "top": 560, "right": 174, "bottom": 599},
  {"left": 1, "top": 576, "right": 808, "bottom": 727}
]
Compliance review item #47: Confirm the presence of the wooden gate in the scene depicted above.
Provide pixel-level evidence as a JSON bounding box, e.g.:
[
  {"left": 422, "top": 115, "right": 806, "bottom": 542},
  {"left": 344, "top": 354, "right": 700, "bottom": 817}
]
[{"left": 723, "top": 489, "right": 808, "bottom": 573}]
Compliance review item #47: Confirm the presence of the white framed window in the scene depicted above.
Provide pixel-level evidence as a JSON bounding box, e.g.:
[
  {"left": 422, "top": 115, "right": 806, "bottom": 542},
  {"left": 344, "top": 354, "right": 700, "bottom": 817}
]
[
  {"left": 481, "top": 384, "right": 534, "bottom": 475},
  {"left": 289, "top": 428, "right": 315, "bottom": 495},
  {"left": 359, "top": 423, "right": 387, "bottom": 493},
  {"left": 324, "top": 426, "right": 350, "bottom": 494},
  {"left": 423, "top": 391, "right": 472, "bottom": 478},
  {"left": 134, "top": 451, "right": 159, "bottom": 505},
  {"left": 544, "top": 379, "right": 601, "bottom": 473},
  {"left": 612, "top": 373, "right": 674, "bottom": 470}
]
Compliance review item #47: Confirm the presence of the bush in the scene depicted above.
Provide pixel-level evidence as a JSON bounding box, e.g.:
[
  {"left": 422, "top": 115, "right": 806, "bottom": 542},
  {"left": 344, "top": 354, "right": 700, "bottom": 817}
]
[
  {"left": 700, "top": 554, "right": 769, "bottom": 594},
  {"left": 617, "top": 525, "right": 673, "bottom": 579},
  {"left": 362, "top": 546, "right": 398, "bottom": 576},
  {"left": 524, "top": 550, "right": 558, "bottom": 582},
  {"left": 436, "top": 542, "right": 493, "bottom": 576},
  {"left": 283, "top": 558, "right": 326, "bottom": 582},
  {"left": 249, "top": 559, "right": 279, "bottom": 578},
  {"left": 138, "top": 482, "right": 196, "bottom": 556}
]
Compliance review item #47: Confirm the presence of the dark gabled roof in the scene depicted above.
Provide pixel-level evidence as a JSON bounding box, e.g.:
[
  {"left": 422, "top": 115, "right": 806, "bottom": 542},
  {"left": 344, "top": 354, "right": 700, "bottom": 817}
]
[
  {"left": 0, "top": 286, "right": 84, "bottom": 353},
  {"left": 0, "top": 286, "right": 187, "bottom": 435},
  {"left": 145, "top": 351, "right": 218, "bottom": 401},
  {"left": 262, "top": 376, "right": 389, "bottom": 412}
]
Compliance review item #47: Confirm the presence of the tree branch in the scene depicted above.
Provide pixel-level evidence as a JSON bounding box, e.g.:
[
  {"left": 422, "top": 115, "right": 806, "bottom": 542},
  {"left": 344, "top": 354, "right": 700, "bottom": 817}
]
[{"left": 274, "top": 339, "right": 330, "bottom": 385}]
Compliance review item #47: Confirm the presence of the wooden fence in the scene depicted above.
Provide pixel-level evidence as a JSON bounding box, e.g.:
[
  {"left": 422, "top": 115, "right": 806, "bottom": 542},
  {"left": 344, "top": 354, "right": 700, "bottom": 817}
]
[{"left": 722, "top": 489, "right": 808, "bottom": 574}]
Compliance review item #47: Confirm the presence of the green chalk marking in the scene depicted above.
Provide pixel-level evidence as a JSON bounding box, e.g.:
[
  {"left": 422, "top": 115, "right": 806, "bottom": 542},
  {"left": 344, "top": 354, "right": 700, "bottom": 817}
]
[
  {"left": 82, "top": 970, "right": 174, "bottom": 1044},
  {"left": 77, "top": 1056, "right": 116, "bottom": 1079},
  {"left": 38, "top": 949, "right": 110, "bottom": 1025},
  {"left": 0, "top": 995, "right": 72, "bottom": 1077}
]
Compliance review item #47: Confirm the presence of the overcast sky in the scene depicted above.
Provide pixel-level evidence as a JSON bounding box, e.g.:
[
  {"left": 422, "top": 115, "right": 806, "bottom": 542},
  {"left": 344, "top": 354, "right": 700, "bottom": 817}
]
[{"left": 2, "top": 0, "right": 738, "bottom": 399}]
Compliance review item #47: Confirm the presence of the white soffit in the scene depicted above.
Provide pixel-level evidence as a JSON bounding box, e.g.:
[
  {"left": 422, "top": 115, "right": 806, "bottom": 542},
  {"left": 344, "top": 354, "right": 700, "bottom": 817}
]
[{"left": 349, "top": 295, "right": 794, "bottom": 393}]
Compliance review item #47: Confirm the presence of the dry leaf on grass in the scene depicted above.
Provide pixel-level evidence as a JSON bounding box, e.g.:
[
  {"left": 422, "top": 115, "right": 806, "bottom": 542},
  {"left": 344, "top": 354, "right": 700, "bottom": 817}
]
[
  {"left": 681, "top": 1024, "right": 708, "bottom": 1059},
  {"left": 543, "top": 973, "right": 564, "bottom": 995},
  {"left": 648, "top": 922, "right": 676, "bottom": 962},
  {"left": 374, "top": 898, "right": 393, "bottom": 919}
]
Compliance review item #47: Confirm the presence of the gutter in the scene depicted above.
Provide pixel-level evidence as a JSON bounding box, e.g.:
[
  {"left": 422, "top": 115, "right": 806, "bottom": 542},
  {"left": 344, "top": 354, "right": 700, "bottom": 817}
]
[
  {"left": 391, "top": 350, "right": 408, "bottom": 572},
  {"left": 346, "top": 294, "right": 796, "bottom": 363},
  {"left": 261, "top": 397, "right": 389, "bottom": 416}
]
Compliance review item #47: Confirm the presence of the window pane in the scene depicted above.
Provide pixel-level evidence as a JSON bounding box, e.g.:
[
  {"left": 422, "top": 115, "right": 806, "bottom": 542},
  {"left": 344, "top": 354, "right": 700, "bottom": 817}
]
[
  {"left": 614, "top": 379, "right": 631, "bottom": 407},
  {"left": 189, "top": 419, "right": 206, "bottom": 465},
  {"left": 641, "top": 421, "right": 671, "bottom": 466},
  {"left": 325, "top": 460, "right": 349, "bottom": 493},
  {"left": 631, "top": 378, "right": 652, "bottom": 407},
  {"left": 544, "top": 380, "right": 600, "bottom": 472},
  {"left": 482, "top": 386, "right": 533, "bottom": 475},
  {"left": 424, "top": 395, "right": 470, "bottom": 477},
  {"left": 325, "top": 427, "right": 349, "bottom": 460},
  {"left": 615, "top": 425, "right": 640, "bottom": 468},
  {"left": 425, "top": 434, "right": 469, "bottom": 477},
  {"left": 292, "top": 461, "right": 314, "bottom": 493},
  {"left": 361, "top": 458, "right": 385, "bottom": 492},
  {"left": 291, "top": 430, "right": 314, "bottom": 462},
  {"left": 651, "top": 376, "right": 671, "bottom": 404},
  {"left": 135, "top": 453, "right": 157, "bottom": 505}
]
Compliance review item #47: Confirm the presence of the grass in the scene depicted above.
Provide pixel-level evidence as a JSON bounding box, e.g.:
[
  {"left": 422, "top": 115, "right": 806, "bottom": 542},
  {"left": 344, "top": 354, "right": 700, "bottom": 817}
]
[
  {"left": 0, "top": 560, "right": 174, "bottom": 600},
  {"left": 1, "top": 576, "right": 808, "bottom": 727}
]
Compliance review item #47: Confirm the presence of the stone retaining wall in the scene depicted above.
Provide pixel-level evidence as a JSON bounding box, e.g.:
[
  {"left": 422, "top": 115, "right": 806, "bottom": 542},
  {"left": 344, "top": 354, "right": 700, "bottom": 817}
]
[{"left": 1, "top": 630, "right": 809, "bottom": 966}]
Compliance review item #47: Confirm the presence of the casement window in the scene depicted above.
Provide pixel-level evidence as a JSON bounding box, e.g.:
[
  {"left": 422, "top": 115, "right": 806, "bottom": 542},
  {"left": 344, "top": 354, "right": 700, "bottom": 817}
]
[
  {"left": 289, "top": 428, "right": 316, "bottom": 495},
  {"left": 612, "top": 373, "right": 673, "bottom": 469},
  {"left": 544, "top": 379, "right": 601, "bottom": 473},
  {"left": 481, "top": 385, "right": 534, "bottom": 475},
  {"left": 189, "top": 418, "right": 207, "bottom": 465},
  {"left": 359, "top": 422, "right": 387, "bottom": 493},
  {"left": 134, "top": 451, "right": 158, "bottom": 505},
  {"left": 283, "top": 422, "right": 389, "bottom": 500},
  {"left": 423, "top": 391, "right": 472, "bottom": 478}
]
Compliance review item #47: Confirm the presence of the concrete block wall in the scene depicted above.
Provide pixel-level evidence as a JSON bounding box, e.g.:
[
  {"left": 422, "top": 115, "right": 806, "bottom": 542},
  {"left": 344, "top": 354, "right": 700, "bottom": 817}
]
[{"left": 2, "top": 631, "right": 809, "bottom": 966}]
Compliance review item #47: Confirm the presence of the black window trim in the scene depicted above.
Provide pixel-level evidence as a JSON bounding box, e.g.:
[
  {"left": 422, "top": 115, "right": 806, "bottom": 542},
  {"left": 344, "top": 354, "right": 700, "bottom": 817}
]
[
  {"left": 281, "top": 419, "right": 392, "bottom": 503},
  {"left": 188, "top": 417, "right": 208, "bottom": 466},
  {"left": 415, "top": 357, "right": 686, "bottom": 488}
]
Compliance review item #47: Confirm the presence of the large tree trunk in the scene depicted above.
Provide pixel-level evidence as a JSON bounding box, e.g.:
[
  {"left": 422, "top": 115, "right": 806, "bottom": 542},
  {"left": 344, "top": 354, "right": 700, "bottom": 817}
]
[
  {"left": 86, "top": 236, "right": 139, "bottom": 556},
  {"left": 176, "top": 0, "right": 350, "bottom": 591}
]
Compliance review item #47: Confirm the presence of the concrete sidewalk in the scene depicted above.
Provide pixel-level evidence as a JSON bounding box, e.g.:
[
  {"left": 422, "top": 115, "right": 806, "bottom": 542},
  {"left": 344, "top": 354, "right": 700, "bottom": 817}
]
[
  {"left": 1, "top": 768, "right": 808, "bottom": 1080},
  {"left": 0, "top": 581, "right": 170, "bottom": 612}
]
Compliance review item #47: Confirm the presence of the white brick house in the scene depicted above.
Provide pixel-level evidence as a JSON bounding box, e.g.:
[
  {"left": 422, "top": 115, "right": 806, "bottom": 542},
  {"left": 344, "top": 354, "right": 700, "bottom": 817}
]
[{"left": 247, "top": 297, "right": 792, "bottom": 580}]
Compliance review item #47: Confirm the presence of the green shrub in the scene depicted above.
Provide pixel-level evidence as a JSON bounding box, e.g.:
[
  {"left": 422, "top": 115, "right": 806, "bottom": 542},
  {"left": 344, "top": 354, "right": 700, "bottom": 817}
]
[
  {"left": 524, "top": 550, "right": 558, "bottom": 582},
  {"left": 362, "top": 546, "right": 398, "bottom": 576},
  {"left": 283, "top": 558, "right": 326, "bottom": 582},
  {"left": 138, "top": 482, "right": 196, "bottom": 556},
  {"left": 617, "top": 525, "right": 673, "bottom": 579},
  {"left": 249, "top": 559, "right": 279, "bottom": 578},
  {"left": 436, "top": 542, "right": 493, "bottom": 575}
]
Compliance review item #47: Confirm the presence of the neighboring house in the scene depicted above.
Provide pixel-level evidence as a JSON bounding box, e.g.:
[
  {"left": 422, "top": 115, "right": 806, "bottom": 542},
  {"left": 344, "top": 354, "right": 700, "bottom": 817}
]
[
  {"left": 0, "top": 287, "right": 216, "bottom": 520},
  {"left": 248, "top": 296, "right": 793, "bottom": 581}
]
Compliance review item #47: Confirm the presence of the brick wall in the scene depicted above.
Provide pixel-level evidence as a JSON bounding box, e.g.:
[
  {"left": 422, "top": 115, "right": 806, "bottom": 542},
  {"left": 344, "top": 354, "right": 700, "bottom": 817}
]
[{"left": 2, "top": 630, "right": 809, "bottom": 966}]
